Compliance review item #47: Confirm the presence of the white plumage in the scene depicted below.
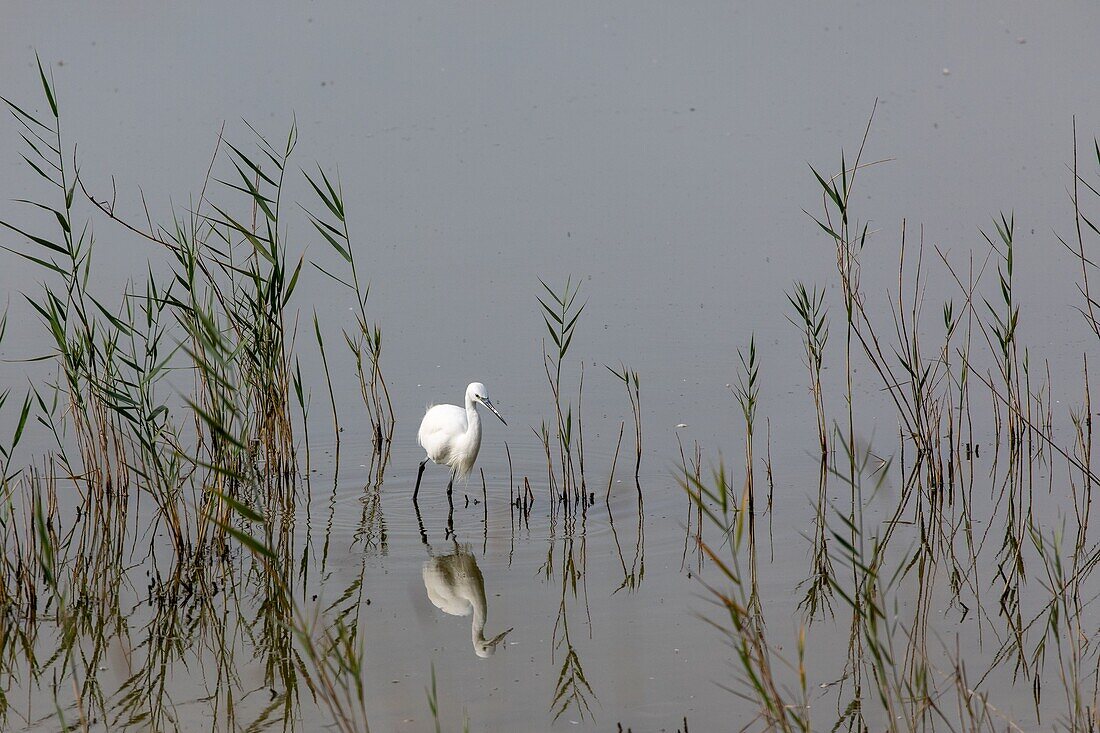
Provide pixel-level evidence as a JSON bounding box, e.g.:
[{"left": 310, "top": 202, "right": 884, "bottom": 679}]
[
  {"left": 418, "top": 403, "right": 480, "bottom": 479},
  {"left": 414, "top": 382, "right": 506, "bottom": 503}
]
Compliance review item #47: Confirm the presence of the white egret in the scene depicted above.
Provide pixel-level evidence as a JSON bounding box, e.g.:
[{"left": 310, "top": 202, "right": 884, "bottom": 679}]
[
  {"left": 415, "top": 382, "right": 506, "bottom": 503},
  {"left": 422, "top": 545, "right": 512, "bottom": 657}
]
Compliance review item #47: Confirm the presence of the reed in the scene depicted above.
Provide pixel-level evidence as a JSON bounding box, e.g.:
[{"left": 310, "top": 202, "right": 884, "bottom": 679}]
[
  {"left": 606, "top": 363, "right": 642, "bottom": 489},
  {"left": 786, "top": 282, "right": 829, "bottom": 457},
  {"left": 305, "top": 167, "right": 394, "bottom": 457},
  {"left": 538, "top": 277, "right": 586, "bottom": 505}
]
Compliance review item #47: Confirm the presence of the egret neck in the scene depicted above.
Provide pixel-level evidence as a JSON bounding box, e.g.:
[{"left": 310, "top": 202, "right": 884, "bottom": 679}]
[
  {"left": 464, "top": 391, "right": 482, "bottom": 449},
  {"left": 471, "top": 599, "right": 511, "bottom": 658}
]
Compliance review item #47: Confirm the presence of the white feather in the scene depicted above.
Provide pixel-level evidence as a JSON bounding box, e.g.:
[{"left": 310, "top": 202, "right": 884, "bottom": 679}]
[
  {"left": 417, "top": 403, "right": 479, "bottom": 479},
  {"left": 415, "top": 382, "right": 505, "bottom": 497}
]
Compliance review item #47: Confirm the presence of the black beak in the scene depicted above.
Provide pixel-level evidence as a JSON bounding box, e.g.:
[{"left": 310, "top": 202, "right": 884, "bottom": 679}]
[{"left": 481, "top": 398, "right": 507, "bottom": 425}]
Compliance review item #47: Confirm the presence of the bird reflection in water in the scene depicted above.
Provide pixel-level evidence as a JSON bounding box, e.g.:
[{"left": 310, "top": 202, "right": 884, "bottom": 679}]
[{"left": 422, "top": 545, "right": 512, "bottom": 657}]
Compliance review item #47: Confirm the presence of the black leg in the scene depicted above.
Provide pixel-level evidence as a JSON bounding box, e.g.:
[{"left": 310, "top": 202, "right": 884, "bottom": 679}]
[
  {"left": 447, "top": 471, "right": 455, "bottom": 503},
  {"left": 415, "top": 502, "right": 428, "bottom": 546},
  {"left": 414, "top": 458, "right": 428, "bottom": 502}
]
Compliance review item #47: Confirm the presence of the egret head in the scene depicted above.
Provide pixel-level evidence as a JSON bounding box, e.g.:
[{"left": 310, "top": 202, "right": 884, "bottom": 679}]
[
  {"left": 475, "top": 627, "right": 513, "bottom": 658},
  {"left": 466, "top": 382, "right": 507, "bottom": 425}
]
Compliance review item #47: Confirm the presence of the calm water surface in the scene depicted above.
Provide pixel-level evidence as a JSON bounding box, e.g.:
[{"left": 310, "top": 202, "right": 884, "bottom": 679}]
[{"left": 4, "top": 3, "right": 1100, "bottom": 731}]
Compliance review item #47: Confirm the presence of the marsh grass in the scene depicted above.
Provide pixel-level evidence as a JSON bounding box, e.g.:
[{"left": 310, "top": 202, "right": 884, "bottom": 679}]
[
  {"left": 305, "top": 166, "right": 394, "bottom": 462},
  {"left": 0, "top": 57, "right": 650, "bottom": 733},
  {"left": 787, "top": 282, "right": 829, "bottom": 458},
  {"left": 607, "top": 362, "right": 642, "bottom": 489},
  {"left": 7, "top": 58, "right": 1100, "bottom": 733},
  {"left": 678, "top": 108, "right": 1100, "bottom": 732},
  {"left": 0, "top": 61, "right": 392, "bottom": 732},
  {"left": 538, "top": 276, "right": 587, "bottom": 507},
  {"left": 0, "top": 61, "right": 661, "bottom": 729},
  {"left": 533, "top": 277, "right": 599, "bottom": 721},
  {"left": 787, "top": 282, "right": 835, "bottom": 618}
]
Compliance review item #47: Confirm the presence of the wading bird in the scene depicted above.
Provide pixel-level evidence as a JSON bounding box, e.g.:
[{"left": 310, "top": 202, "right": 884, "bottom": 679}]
[
  {"left": 415, "top": 382, "right": 506, "bottom": 503},
  {"left": 422, "top": 544, "right": 512, "bottom": 657}
]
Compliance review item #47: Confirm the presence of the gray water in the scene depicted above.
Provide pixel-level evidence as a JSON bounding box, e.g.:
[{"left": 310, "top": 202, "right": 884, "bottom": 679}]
[{"left": 4, "top": 3, "right": 1100, "bottom": 731}]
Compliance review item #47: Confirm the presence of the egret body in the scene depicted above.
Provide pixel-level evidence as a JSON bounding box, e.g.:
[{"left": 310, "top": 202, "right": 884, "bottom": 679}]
[{"left": 415, "top": 382, "right": 506, "bottom": 503}]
